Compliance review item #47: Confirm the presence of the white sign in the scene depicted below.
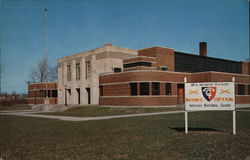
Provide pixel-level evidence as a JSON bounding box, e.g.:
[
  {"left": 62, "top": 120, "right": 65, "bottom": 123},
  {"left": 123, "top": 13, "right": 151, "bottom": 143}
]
[{"left": 185, "top": 82, "right": 235, "bottom": 111}]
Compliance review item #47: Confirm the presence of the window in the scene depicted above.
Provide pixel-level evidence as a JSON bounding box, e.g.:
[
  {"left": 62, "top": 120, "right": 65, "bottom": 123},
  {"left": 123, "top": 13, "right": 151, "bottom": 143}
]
[
  {"left": 248, "top": 85, "right": 250, "bottom": 95},
  {"left": 85, "top": 61, "right": 91, "bottom": 79},
  {"left": 100, "top": 86, "right": 103, "bottom": 96},
  {"left": 152, "top": 82, "right": 160, "bottom": 95},
  {"left": 130, "top": 83, "right": 137, "bottom": 96},
  {"left": 124, "top": 61, "right": 152, "bottom": 68},
  {"left": 140, "top": 82, "right": 149, "bottom": 95},
  {"left": 52, "top": 90, "right": 58, "bottom": 97},
  {"left": 40, "top": 90, "right": 43, "bottom": 97},
  {"left": 114, "top": 68, "right": 121, "bottom": 73},
  {"left": 166, "top": 83, "right": 171, "bottom": 95},
  {"left": 67, "top": 64, "right": 71, "bottom": 81},
  {"left": 48, "top": 90, "right": 51, "bottom": 97},
  {"left": 238, "top": 84, "right": 245, "bottom": 95},
  {"left": 76, "top": 63, "right": 81, "bottom": 80}
]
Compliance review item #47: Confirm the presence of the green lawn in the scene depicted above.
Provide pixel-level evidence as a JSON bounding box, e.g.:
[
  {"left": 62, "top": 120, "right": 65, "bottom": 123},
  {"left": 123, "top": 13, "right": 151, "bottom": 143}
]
[
  {"left": 1, "top": 111, "right": 250, "bottom": 160},
  {"left": 0, "top": 104, "right": 31, "bottom": 111},
  {"left": 39, "top": 106, "right": 184, "bottom": 117}
]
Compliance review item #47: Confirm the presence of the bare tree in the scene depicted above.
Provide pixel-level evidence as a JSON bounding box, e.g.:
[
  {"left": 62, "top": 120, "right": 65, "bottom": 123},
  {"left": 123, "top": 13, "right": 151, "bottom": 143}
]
[{"left": 29, "top": 58, "right": 57, "bottom": 83}]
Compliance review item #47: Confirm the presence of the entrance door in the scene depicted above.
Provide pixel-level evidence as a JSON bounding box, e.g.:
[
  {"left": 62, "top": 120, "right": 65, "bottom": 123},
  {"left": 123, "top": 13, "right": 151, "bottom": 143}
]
[
  {"left": 76, "top": 88, "right": 80, "bottom": 104},
  {"left": 177, "top": 84, "right": 185, "bottom": 104},
  {"left": 86, "top": 88, "right": 91, "bottom": 104}
]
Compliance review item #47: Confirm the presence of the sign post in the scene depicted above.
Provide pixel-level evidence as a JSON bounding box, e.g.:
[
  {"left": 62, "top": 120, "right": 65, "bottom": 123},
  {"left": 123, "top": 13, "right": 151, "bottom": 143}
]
[
  {"left": 184, "top": 77, "right": 188, "bottom": 134},
  {"left": 184, "top": 78, "right": 236, "bottom": 134},
  {"left": 232, "top": 77, "right": 236, "bottom": 135}
]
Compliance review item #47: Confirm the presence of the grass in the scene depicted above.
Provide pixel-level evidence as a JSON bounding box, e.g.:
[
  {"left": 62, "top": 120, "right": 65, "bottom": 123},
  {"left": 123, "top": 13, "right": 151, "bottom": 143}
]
[
  {"left": 0, "top": 104, "right": 31, "bottom": 111},
  {"left": 38, "top": 106, "right": 184, "bottom": 117},
  {"left": 1, "top": 111, "right": 250, "bottom": 160}
]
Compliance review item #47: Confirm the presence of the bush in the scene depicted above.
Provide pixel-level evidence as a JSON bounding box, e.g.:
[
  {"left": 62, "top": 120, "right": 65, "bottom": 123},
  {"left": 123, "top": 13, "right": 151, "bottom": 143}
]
[{"left": 0, "top": 99, "right": 28, "bottom": 106}]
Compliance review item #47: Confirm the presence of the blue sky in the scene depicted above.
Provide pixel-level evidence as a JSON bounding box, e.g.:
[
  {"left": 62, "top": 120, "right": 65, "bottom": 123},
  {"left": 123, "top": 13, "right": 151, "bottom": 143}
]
[{"left": 1, "top": 0, "right": 249, "bottom": 94}]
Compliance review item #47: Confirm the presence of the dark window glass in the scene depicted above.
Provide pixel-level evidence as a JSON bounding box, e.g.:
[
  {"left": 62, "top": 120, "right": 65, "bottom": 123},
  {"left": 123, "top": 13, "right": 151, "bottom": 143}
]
[
  {"left": 166, "top": 83, "right": 171, "bottom": 95},
  {"left": 140, "top": 82, "right": 149, "bottom": 95},
  {"left": 67, "top": 89, "right": 71, "bottom": 95},
  {"left": 238, "top": 84, "right": 245, "bottom": 95},
  {"left": 248, "top": 85, "right": 250, "bottom": 95},
  {"left": 130, "top": 83, "right": 137, "bottom": 96},
  {"left": 174, "top": 52, "right": 242, "bottom": 74},
  {"left": 48, "top": 90, "right": 51, "bottom": 97},
  {"left": 152, "top": 82, "right": 160, "bottom": 95},
  {"left": 114, "top": 68, "right": 121, "bottom": 73},
  {"left": 124, "top": 62, "right": 152, "bottom": 68},
  {"left": 100, "top": 86, "right": 103, "bottom": 96},
  {"left": 52, "top": 90, "right": 58, "bottom": 97}
]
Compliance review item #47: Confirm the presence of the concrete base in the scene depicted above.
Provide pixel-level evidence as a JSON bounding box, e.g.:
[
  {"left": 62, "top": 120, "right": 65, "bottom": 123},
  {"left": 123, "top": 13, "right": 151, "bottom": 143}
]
[{"left": 44, "top": 99, "right": 50, "bottom": 105}]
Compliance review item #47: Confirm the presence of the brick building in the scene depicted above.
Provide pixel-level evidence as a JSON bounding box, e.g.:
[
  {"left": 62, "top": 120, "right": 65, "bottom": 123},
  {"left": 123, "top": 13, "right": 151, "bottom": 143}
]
[
  {"left": 99, "top": 43, "right": 250, "bottom": 106},
  {"left": 28, "top": 82, "right": 57, "bottom": 104}
]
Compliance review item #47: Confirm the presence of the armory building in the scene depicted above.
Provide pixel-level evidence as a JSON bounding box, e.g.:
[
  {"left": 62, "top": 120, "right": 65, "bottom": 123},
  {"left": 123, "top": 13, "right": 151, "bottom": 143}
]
[{"left": 29, "top": 42, "right": 250, "bottom": 106}]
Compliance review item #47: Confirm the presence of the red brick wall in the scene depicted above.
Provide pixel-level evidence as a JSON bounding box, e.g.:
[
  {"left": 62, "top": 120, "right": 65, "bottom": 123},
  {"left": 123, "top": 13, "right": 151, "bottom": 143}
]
[
  {"left": 100, "top": 71, "right": 191, "bottom": 84},
  {"left": 28, "top": 98, "right": 57, "bottom": 105},
  {"left": 29, "top": 83, "right": 57, "bottom": 90},
  {"left": 242, "top": 61, "right": 250, "bottom": 75},
  {"left": 100, "top": 71, "right": 250, "bottom": 106},
  {"left": 191, "top": 72, "right": 212, "bottom": 82},
  {"left": 28, "top": 82, "right": 58, "bottom": 104},
  {"left": 102, "top": 84, "right": 130, "bottom": 96},
  {"left": 236, "top": 96, "right": 250, "bottom": 104},
  {"left": 138, "top": 47, "right": 157, "bottom": 57},
  {"left": 138, "top": 47, "right": 175, "bottom": 71}
]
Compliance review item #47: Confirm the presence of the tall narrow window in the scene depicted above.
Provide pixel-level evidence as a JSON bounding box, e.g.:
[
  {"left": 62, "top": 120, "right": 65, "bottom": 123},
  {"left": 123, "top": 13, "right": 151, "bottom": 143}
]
[
  {"left": 152, "top": 82, "right": 160, "bottom": 95},
  {"left": 100, "top": 85, "right": 103, "bottom": 96},
  {"left": 248, "top": 85, "right": 250, "bottom": 95},
  {"left": 76, "top": 63, "right": 81, "bottom": 80},
  {"left": 48, "top": 90, "right": 51, "bottom": 97},
  {"left": 140, "top": 82, "right": 149, "bottom": 95},
  {"left": 40, "top": 90, "right": 43, "bottom": 97},
  {"left": 67, "top": 64, "right": 71, "bottom": 81},
  {"left": 130, "top": 83, "right": 137, "bottom": 96},
  {"left": 85, "top": 61, "right": 91, "bottom": 79},
  {"left": 238, "top": 84, "right": 245, "bottom": 95},
  {"left": 166, "top": 83, "right": 171, "bottom": 95}
]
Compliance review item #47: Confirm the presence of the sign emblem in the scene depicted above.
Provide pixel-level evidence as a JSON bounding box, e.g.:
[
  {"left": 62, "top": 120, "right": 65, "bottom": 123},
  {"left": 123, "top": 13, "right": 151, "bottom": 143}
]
[{"left": 202, "top": 87, "right": 216, "bottom": 101}]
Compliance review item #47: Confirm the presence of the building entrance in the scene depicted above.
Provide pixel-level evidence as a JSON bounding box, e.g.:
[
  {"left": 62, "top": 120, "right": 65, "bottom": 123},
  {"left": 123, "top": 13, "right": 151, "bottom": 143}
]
[
  {"left": 86, "top": 88, "right": 91, "bottom": 104},
  {"left": 177, "top": 84, "right": 185, "bottom": 104},
  {"left": 76, "top": 88, "right": 80, "bottom": 104}
]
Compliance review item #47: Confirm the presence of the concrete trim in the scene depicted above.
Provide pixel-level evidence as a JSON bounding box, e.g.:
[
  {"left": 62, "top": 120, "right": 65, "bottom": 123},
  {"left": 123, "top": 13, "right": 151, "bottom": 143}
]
[
  {"left": 100, "top": 95, "right": 177, "bottom": 98},
  {"left": 191, "top": 71, "right": 250, "bottom": 77},
  {"left": 100, "top": 81, "right": 179, "bottom": 85},
  {"left": 100, "top": 70, "right": 191, "bottom": 76},
  {"left": 124, "top": 56, "right": 156, "bottom": 60}
]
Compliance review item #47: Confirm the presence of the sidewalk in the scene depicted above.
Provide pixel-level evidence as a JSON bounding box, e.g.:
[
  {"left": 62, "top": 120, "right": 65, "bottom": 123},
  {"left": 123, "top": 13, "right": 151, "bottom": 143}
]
[
  {"left": 1, "top": 104, "right": 249, "bottom": 122},
  {"left": 1, "top": 110, "right": 185, "bottom": 121}
]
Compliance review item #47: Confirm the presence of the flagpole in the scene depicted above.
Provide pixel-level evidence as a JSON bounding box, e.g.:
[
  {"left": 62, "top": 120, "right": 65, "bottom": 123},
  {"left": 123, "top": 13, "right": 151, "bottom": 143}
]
[{"left": 45, "top": 8, "right": 48, "bottom": 99}]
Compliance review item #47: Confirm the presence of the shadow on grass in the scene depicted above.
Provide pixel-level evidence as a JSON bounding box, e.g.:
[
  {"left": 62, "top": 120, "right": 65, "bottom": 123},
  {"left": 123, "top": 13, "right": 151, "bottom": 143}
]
[{"left": 170, "top": 127, "right": 225, "bottom": 133}]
